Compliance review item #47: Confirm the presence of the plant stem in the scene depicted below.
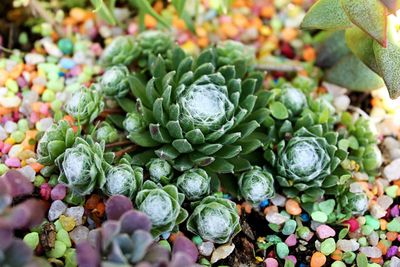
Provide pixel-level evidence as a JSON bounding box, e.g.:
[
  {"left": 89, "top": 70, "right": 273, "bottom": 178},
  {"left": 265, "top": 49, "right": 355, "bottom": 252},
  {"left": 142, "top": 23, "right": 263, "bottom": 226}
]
[
  {"left": 114, "top": 145, "right": 138, "bottom": 158},
  {"left": 105, "top": 140, "right": 133, "bottom": 148},
  {"left": 28, "top": 0, "right": 64, "bottom": 37}
]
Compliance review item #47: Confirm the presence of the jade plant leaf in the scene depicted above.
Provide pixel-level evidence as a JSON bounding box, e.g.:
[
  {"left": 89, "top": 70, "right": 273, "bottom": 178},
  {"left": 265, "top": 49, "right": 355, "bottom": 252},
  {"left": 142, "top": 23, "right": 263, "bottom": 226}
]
[
  {"left": 373, "top": 16, "right": 400, "bottom": 98},
  {"left": 325, "top": 54, "right": 384, "bottom": 91},
  {"left": 345, "top": 27, "right": 381, "bottom": 73},
  {"left": 301, "top": 0, "right": 353, "bottom": 30},
  {"left": 315, "top": 31, "right": 350, "bottom": 68},
  {"left": 340, "top": 0, "right": 387, "bottom": 47}
]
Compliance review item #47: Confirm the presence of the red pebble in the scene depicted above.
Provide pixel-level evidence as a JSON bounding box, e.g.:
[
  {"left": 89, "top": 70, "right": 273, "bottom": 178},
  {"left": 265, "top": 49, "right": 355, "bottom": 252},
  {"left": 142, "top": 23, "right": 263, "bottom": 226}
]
[
  {"left": 40, "top": 183, "right": 52, "bottom": 200},
  {"left": 344, "top": 218, "right": 359, "bottom": 232}
]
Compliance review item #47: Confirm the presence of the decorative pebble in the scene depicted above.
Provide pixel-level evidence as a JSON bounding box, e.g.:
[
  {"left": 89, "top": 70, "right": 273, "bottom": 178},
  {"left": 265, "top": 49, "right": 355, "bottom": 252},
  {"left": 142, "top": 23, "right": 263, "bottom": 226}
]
[
  {"left": 285, "top": 199, "right": 302, "bottom": 215},
  {"left": 264, "top": 258, "right": 279, "bottom": 267},
  {"left": 198, "top": 241, "right": 214, "bottom": 257},
  {"left": 383, "top": 158, "right": 400, "bottom": 182},
  {"left": 276, "top": 242, "right": 289, "bottom": 259},
  {"left": 59, "top": 215, "right": 76, "bottom": 232},
  {"left": 284, "top": 234, "right": 297, "bottom": 247},
  {"left": 310, "top": 252, "right": 326, "bottom": 267},
  {"left": 23, "top": 232, "right": 39, "bottom": 249},
  {"left": 320, "top": 238, "right": 336, "bottom": 255},
  {"left": 210, "top": 244, "right": 235, "bottom": 264},
  {"left": 316, "top": 225, "right": 336, "bottom": 239},
  {"left": 265, "top": 211, "right": 288, "bottom": 225},
  {"left": 64, "top": 206, "right": 84, "bottom": 225},
  {"left": 48, "top": 200, "right": 68, "bottom": 221},
  {"left": 387, "top": 218, "right": 400, "bottom": 232},
  {"left": 359, "top": 246, "right": 382, "bottom": 258},
  {"left": 336, "top": 239, "right": 360, "bottom": 252},
  {"left": 282, "top": 220, "right": 296, "bottom": 235},
  {"left": 69, "top": 225, "right": 89, "bottom": 244},
  {"left": 311, "top": 211, "right": 328, "bottom": 223}
]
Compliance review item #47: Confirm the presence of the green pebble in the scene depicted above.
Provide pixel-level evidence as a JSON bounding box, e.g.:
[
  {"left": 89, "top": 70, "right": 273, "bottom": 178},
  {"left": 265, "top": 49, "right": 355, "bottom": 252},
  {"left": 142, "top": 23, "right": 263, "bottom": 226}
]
[
  {"left": 56, "top": 229, "right": 71, "bottom": 247},
  {"left": 6, "top": 79, "right": 18, "bottom": 93},
  {"left": 320, "top": 238, "right": 336, "bottom": 255},
  {"left": 0, "top": 164, "right": 9, "bottom": 176},
  {"left": 58, "top": 38, "right": 74, "bottom": 55},
  {"left": 282, "top": 220, "right": 296, "bottom": 235},
  {"left": 11, "top": 130, "right": 25, "bottom": 143},
  {"left": 266, "top": 235, "right": 282, "bottom": 244},
  {"left": 199, "top": 258, "right": 211, "bottom": 265},
  {"left": 269, "top": 223, "right": 281, "bottom": 233},
  {"left": 18, "top": 119, "right": 29, "bottom": 132},
  {"left": 365, "top": 215, "right": 380, "bottom": 230},
  {"left": 297, "top": 226, "right": 310, "bottom": 240},
  {"left": 54, "top": 220, "right": 64, "bottom": 232},
  {"left": 48, "top": 175, "right": 59, "bottom": 187},
  {"left": 47, "top": 240, "right": 67, "bottom": 258},
  {"left": 47, "top": 79, "right": 64, "bottom": 91},
  {"left": 23, "top": 232, "right": 39, "bottom": 249},
  {"left": 358, "top": 237, "right": 368, "bottom": 247},
  {"left": 276, "top": 242, "right": 289, "bottom": 259},
  {"left": 385, "top": 185, "right": 398, "bottom": 199},
  {"left": 192, "top": 236, "right": 202, "bottom": 245},
  {"left": 311, "top": 211, "right": 328, "bottom": 223},
  {"left": 331, "top": 261, "right": 346, "bottom": 267},
  {"left": 18, "top": 32, "right": 28, "bottom": 45},
  {"left": 34, "top": 175, "right": 46, "bottom": 187},
  {"left": 64, "top": 248, "right": 77, "bottom": 267},
  {"left": 42, "top": 89, "right": 56, "bottom": 102},
  {"left": 158, "top": 240, "right": 171, "bottom": 252},
  {"left": 361, "top": 225, "right": 374, "bottom": 236},
  {"left": 387, "top": 218, "right": 400, "bottom": 232},
  {"left": 342, "top": 251, "right": 356, "bottom": 264},
  {"left": 51, "top": 99, "right": 62, "bottom": 111},
  {"left": 368, "top": 264, "right": 382, "bottom": 267}
]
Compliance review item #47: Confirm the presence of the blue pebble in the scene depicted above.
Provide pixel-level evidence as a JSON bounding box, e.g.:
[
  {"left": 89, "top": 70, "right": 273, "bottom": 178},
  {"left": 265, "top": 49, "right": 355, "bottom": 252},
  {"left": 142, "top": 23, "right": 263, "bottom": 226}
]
[
  {"left": 259, "top": 199, "right": 269, "bottom": 208},
  {"left": 300, "top": 213, "right": 310, "bottom": 222},
  {"left": 58, "top": 71, "right": 65, "bottom": 77},
  {"left": 161, "top": 232, "right": 170, "bottom": 240},
  {"left": 59, "top": 58, "right": 76, "bottom": 70},
  {"left": 299, "top": 264, "right": 307, "bottom": 267}
]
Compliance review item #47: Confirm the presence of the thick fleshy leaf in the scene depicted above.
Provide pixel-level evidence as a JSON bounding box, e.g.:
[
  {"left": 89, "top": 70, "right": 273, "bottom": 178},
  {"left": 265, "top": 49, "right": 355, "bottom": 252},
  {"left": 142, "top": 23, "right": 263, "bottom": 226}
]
[
  {"left": 149, "top": 124, "right": 172, "bottom": 143},
  {"left": 301, "top": 0, "right": 353, "bottom": 30},
  {"left": 197, "top": 143, "right": 223, "bottom": 155},
  {"left": 214, "top": 145, "right": 242, "bottom": 159},
  {"left": 76, "top": 242, "right": 101, "bottom": 267},
  {"left": 172, "top": 236, "right": 198, "bottom": 263},
  {"left": 172, "top": 139, "right": 194, "bottom": 153},
  {"left": 120, "top": 210, "right": 152, "bottom": 234},
  {"left": 315, "top": 31, "right": 351, "bottom": 68},
  {"left": 130, "top": 230, "right": 154, "bottom": 263},
  {"left": 269, "top": 101, "right": 289, "bottom": 120},
  {"left": 166, "top": 121, "right": 184, "bottom": 139},
  {"left": 155, "top": 145, "right": 179, "bottom": 160},
  {"left": 3, "top": 170, "right": 34, "bottom": 197},
  {"left": 341, "top": 0, "right": 387, "bottom": 46},
  {"left": 207, "top": 158, "right": 234, "bottom": 173},
  {"left": 185, "top": 129, "right": 205, "bottom": 144},
  {"left": 105, "top": 195, "right": 133, "bottom": 220},
  {"left": 116, "top": 98, "right": 136, "bottom": 113},
  {"left": 128, "top": 131, "right": 159, "bottom": 147}
]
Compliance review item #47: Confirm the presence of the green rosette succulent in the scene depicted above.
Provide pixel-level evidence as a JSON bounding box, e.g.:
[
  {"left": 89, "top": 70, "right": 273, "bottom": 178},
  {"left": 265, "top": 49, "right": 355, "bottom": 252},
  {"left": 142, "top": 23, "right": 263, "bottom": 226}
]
[
  {"left": 176, "top": 168, "right": 211, "bottom": 201},
  {"left": 129, "top": 47, "right": 268, "bottom": 173},
  {"left": 123, "top": 111, "right": 147, "bottom": 135},
  {"left": 36, "top": 120, "right": 76, "bottom": 166},
  {"left": 65, "top": 86, "right": 104, "bottom": 125},
  {"left": 94, "top": 121, "right": 119, "bottom": 144},
  {"left": 100, "top": 65, "right": 131, "bottom": 98},
  {"left": 100, "top": 35, "right": 140, "bottom": 67},
  {"left": 187, "top": 196, "right": 241, "bottom": 244},
  {"left": 103, "top": 158, "right": 143, "bottom": 199},
  {"left": 135, "top": 180, "right": 188, "bottom": 236},
  {"left": 56, "top": 136, "right": 114, "bottom": 196},
  {"left": 265, "top": 126, "right": 348, "bottom": 202},
  {"left": 216, "top": 40, "right": 256, "bottom": 67},
  {"left": 340, "top": 113, "right": 382, "bottom": 175},
  {"left": 146, "top": 158, "right": 174, "bottom": 185},
  {"left": 345, "top": 192, "right": 369, "bottom": 216},
  {"left": 238, "top": 167, "right": 275, "bottom": 205}
]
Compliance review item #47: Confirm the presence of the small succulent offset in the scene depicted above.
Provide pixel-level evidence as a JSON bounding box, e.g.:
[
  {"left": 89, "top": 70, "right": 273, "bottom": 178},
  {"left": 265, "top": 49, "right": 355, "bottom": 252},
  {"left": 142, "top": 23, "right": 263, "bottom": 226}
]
[
  {"left": 216, "top": 40, "right": 256, "bottom": 67},
  {"left": 129, "top": 46, "right": 268, "bottom": 173},
  {"left": 56, "top": 136, "right": 114, "bottom": 196},
  {"left": 146, "top": 158, "right": 174, "bottom": 185},
  {"left": 103, "top": 158, "right": 143, "bottom": 199},
  {"left": 65, "top": 86, "right": 104, "bottom": 125},
  {"left": 176, "top": 168, "right": 211, "bottom": 201},
  {"left": 93, "top": 121, "right": 119, "bottom": 144},
  {"left": 100, "top": 35, "right": 140, "bottom": 67},
  {"left": 123, "top": 112, "right": 147, "bottom": 139},
  {"left": 36, "top": 120, "right": 76, "bottom": 167},
  {"left": 238, "top": 167, "right": 275, "bottom": 205},
  {"left": 135, "top": 181, "right": 188, "bottom": 236},
  {"left": 187, "top": 196, "right": 241, "bottom": 244},
  {"left": 99, "top": 64, "right": 131, "bottom": 98},
  {"left": 76, "top": 195, "right": 198, "bottom": 267}
]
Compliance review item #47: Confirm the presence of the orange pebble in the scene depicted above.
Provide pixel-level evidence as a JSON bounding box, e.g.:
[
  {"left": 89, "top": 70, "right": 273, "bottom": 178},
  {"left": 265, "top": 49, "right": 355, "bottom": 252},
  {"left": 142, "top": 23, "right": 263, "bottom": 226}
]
[
  {"left": 371, "top": 257, "right": 383, "bottom": 265},
  {"left": 386, "top": 231, "right": 398, "bottom": 242},
  {"left": 32, "top": 84, "right": 45, "bottom": 95},
  {"left": 221, "top": 23, "right": 239, "bottom": 38},
  {"left": 331, "top": 249, "right": 342, "bottom": 261},
  {"left": 32, "top": 102, "right": 42, "bottom": 113},
  {"left": 173, "top": 16, "right": 186, "bottom": 30},
  {"left": 0, "top": 107, "right": 13, "bottom": 116},
  {"left": 196, "top": 27, "right": 207, "bottom": 38},
  {"left": 303, "top": 46, "right": 316, "bottom": 62},
  {"left": 0, "top": 69, "right": 8, "bottom": 86},
  {"left": 380, "top": 219, "right": 387, "bottom": 231},
  {"left": 63, "top": 115, "right": 75, "bottom": 124},
  {"left": 281, "top": 27, "right": 298, "bottom": 42},
  {"left": 242, "top": 202, "right": 252, "bottom": 214},
  {"left": 377, "top": 241, "right": 388, "bottom": 255},
  {"left": 70, "top": 8, "right": 87, "bottom": 23},
  {"left": 233, "top": 13, "right": 249, "bottom": 28},
  {"left": 9, "top": 63, "right": 23, "bottom": 79},
  {"left": 285, "top": 199, "right": 302, "bottom": 215},
  {"left": 310, "top": 252, "right": 326, "bottom": 267},
  {"left": 153, "top": 1, "right": 164, "bottom": 13},
  {"left": 145, "top": 14, "right": 158, "bottom": 29},
  {"left": 30, "top": 162, "right": 44, "bottom": 173},
  {"left": 197, "top": 37, "right": 209, "bottom": 48},
  {"left": 261, "top": 5, "right": 275, "bottom": 19}
]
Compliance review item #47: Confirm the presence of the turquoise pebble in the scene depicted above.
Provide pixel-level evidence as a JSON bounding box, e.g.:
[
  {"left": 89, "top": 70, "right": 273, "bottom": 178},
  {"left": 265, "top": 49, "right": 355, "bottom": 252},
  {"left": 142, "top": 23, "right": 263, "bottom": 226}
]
[
  {"left": 276, "top": 242, "right": 289, "bottom": 259},
  {"left": 23, "top": 232, "right": 39, "bottom": 249},
  {"left": 59, "top": 58, "right": 76, "bottom": 69},
  {"left": 192, "top": 236, "right": 202, "bottom": 245},
  {"left": 320, "top": 238, "right": 336, "bottom": 255},
  {"left": 365, "top": 215, "right": 380, "bottom": 230},
  {"left": 58, "top": 38, "right": 74, "bottom": 55},
  {"left": 282, "top": 220, "right": 296, "bottom": 235},
  {"left": 361, "top": 225, "right": 373, "bottom": 235}
]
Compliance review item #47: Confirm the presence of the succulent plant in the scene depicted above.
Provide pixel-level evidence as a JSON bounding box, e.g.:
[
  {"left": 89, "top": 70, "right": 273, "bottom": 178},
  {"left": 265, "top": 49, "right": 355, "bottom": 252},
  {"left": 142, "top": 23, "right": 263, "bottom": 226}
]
[
  {"left": 135, "top": 181, "right": 188, "bottom": 236},
  {"left": 340, "top": 113, "right": 382, "bottom": 175},
  {"left": 56, "top": 136, "right": 114, "bottom": 196},
  {"left": 65, "top": 86, "right": 104, "bottom": 125},
  {"left": 103, "top": 158, "right": 143, "bottom": 199},
  {"left": 301, "top": 0, "right": 400, "bottom": 98},
  {"left": 100, "top": 65, "right": 131, "bottom": 98},
  {"left": 176, "top": 168, "right": 211, "bottom": 201},
  {"left": 187, "top": 196, "right": 241, "bottom": 244},
  {"left": 345, "top": 192, "right": 369, "bottom": 215},
  {"left": 216, "top": 40, "right": 256, "bottom": 67},
  {"left": 146, "top": 158, "right": 174, "bottom": 185},
  {"left": 129, "top": 46, "right": 268, "bottom": 173},
  {"left": 36, "top": 120, "right": 76, "bottom": 167},
  {"left": 94, "top": 121, "right": 119, "bottom": 144},
  {"left": 100, "top": 35, "right": 140, "bottom": 67},
  {"left": 123, "top": 112, "right": 147, "bottom": 138},
  {"left": 265, "top": 126, "right": 348, "bottom": 203},
  {"left": 76, "top": 195, "right": 198, "bottom": 267},
  {"left": 238, "top": 167, "right": 275, "bottom": 205}
]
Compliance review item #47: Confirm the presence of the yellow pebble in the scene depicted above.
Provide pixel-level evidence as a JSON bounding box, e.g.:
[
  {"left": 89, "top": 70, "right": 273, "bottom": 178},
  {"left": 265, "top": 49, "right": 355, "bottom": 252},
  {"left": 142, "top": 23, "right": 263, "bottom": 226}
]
[
  {"left": 4, "top": 137, "right": 15, "bottom": 145},
  {"left": 59, "top": 215, "right": 76, "bottom": 232},
  {"left": 260, "top": 26, "right": 271, "bottom": 36}
]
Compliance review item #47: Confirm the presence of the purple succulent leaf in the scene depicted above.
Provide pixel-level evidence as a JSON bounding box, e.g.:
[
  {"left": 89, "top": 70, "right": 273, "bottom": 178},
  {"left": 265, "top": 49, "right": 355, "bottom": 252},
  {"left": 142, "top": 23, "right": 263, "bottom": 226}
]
[
  {"left": 101, "top": 220, "right": 121, "bottom": 251},
  {"left": 113, "top": 233, "right": 134, "bottom": 253},
  {"left": 106, "top": 195, "right": 133, "bottom": 220},
  {"left": 0, "top": 180, "right": 12, "bottom": 213},
  {"left": 170, "top": 252, "right": 197, "bottom": 267},
  {"left": 172, "top": 236, "right": 198, "bottom": 263},
  {"left": 2, "top": 170, "right": 33, "bottom": 197},
  {"left": 88, "top": 228, "right": 102, "bottom": 251},
  {"left": 142, "top": 244, "right": 170, "bottom": 264},
  {"left": 102, "top": 262, "right": 131, "bottom": 267},
  {"left": 107, "top": 239, "right": 129, "bottom": 264},
  {"left": 8, "top": 199, "right": 46, "bottom": 229},
  {"left": 135, "top": 263, "right": 153, "bottom": 267},
  {"left": 3, "top": 239, "right": 33, "bottom": 267},
  {"left": 120, "top": 210, "right": 152, "bottom": 234},
  {"left": 0, "top": 228, "right": 13, "bottom": 250},
  {"left": 130, "top": 230, "right": 154, "bottom": 263},
  {"left": 76, "top": 241, "right": 101, "bottom": 267}
]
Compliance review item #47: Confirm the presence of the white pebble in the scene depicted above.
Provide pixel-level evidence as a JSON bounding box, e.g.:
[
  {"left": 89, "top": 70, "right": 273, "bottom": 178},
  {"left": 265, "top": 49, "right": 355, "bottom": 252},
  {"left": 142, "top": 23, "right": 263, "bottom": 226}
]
[
  {"left": 377, "top": 195, "right": 393, "bottom": 210},
  {"left": 334, "top": 95, "right": 350, "bottom": 112},
  {"left": 211, "top": 244, "right": 235, "bottom": 264},
  {"left": 8, "top": 145, "right": 23, "bottom": 159},
  {"left": 48, "top": 200, "right": 67, "bottom": 221},
  {"left": 69, "top": 225, "right": 89, "bottom": 244},
  {"left": 198, "top": 241, "right": 214, "bottom": 257},
  {"left": 42, "top": 39, "right": 63, "bottom": 58},
  {"left": 265, "top": 211, "right": 288, "bottom": 225},
  {"left": 25, "top": 53, "right": 45, "bottom": 65},
  {"left": 4, "top": 121, "right": 17, "bottom": 133},
  {"left": 18, "top": 166, "right": 36, "bottom": 182},
  {"left": 0, "top": 125, "right": 7, "bottom": 140},
  {"left": 383, "top": 158, "right": 400, "bottom": 182},
  {"left": 64, "top": 206, "right": 84, "bottom": 225},
  {"left": 370, "top": 205, "right": 387, "bottom": 219},
  {"left": 271, "top": 194, "right": 286, "bottom": 207},
  {"left": 359, "top": 246, "right": 382, "bottom": 258},
  {"left": 367, "top": 231, "right": 379, "bottom": 246},
  {"left": 336, "top": 239, "right": 359, "bottom": 252}
]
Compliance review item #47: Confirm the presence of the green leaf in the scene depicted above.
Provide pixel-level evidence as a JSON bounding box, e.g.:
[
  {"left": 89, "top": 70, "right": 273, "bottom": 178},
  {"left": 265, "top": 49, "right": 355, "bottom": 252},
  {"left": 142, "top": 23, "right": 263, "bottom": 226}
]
[
  {"left": 269, "top": 101, "right": 289, "bottom": 120},
  {"left": 373, "top": 16, "right": 400, "bottom": 98},
  {"left": 128, "top": 131, "right": 159, "bottom": 147},
  {"left": 325, "top": 54, "right": 384, "bottom": 91},
  {"left": 91, "top": 0, "right": 117, "bottom": 25},
  {"left": 130, "top": 0, "right": 169, "bottom": 28},
  {"left": 172, "top": 139, "right": 193, "bottom": 153},
  {"left": 341, "top": 0, "right": 387, "bottom": 46},
  {"left": 116, "top": 98, "right": 136, "bottom": 113},
  {"left": 301, "top": 0, "right": 353, "bottom": 30},
  {"left": 208, "top": 158, "right": 234, "bottom": 174},
  {"left": 315, "top": 31, "right": 351, "bottom": 69},
  {"left": 172, "top": 0, "right": 186, "bottom": 16}
]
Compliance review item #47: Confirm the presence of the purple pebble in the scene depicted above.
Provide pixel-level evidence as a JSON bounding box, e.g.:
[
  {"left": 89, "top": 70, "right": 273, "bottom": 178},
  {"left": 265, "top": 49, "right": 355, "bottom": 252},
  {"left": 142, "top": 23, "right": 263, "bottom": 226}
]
[
  {"left": 391, "top": 205, "right": 399, "bottom": 217},
  {"left": 51, "top": 184, "right": 67, "bottom": 200},
  {"left": 387, "top": 246, "right": 398, "bottom": 258}
]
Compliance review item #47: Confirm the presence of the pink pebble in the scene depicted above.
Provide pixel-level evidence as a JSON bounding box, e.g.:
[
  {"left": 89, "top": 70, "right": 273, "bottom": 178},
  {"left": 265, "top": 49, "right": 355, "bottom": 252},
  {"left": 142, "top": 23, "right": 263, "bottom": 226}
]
[
  {"left": 0, "top": 141, "right": 4, "bottom": 150},
  {"left": 39, "top": 104, "right": 49, "bottom": 115},
  {"left": 316, "top": 224, "right": 336, "bottom": 239},
  {"left": 285, "top": 234, "right": 297, "bottom": 247},
  {"left": 40, "top": 183, "right": 51, "bottom": 200},
  {"left": 30, "top": 112, "right": 39, "bottom": 123},
  {"left": 128, "top": 23, "right": 138, "bottom": 35},
  {"left": 264, "top": 258, "right": 278, "bottom": 267},
  {"left": 51, "top": 184, "right": 67, "bottom": 200},
  {"left": 5, "top": 157, "right": 21, "bottom": 168},
  {"left": 2, "top": 143, "right": 12, "bottom": 154},
  {"left": 285, "top": 255, "right": 297, "bottom": 265},
  {"left": 219, "top": 15, "right": 232, "bottom": 24}
]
